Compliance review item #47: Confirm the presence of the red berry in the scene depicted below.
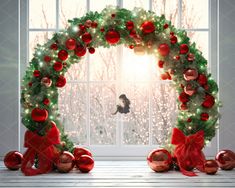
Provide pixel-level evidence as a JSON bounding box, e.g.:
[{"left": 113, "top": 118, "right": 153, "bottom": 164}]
[
  {"left": 91, "top": 21, "right": 98, "bottom": 28},
  {"left": 88, "top": 47, "right": 95, "bottom": 54},
  {"left": 33, "top": 70, "right": 40, "bottom": 77},
  {"left": 28, "top": 82, "right": 33, "bottom": 87},
  {"left": 163, "top": 23, "right": 169, "bottom": 29},
  {"left": 201, "top": 113, "right": 209, "bottom": 121},
  {"left": 50, "top": 43, "right": 58, "bottom": 50},
  {"left": 129, "top": 45, "right": 134, "bottom": 49},
  {"left": 43, "top": 98, "right": 50, "bottom": 106},
  {"left": 126, "top": 21, "right": 134, "bottom": 30},
  {"left": 111, "top": 13, "right": 116, "bottom": 18},
  {"left": 79, "top": 24, "right": 86, "bottom": 31},
  {"left": 170, "top": 32, "right": 174, "bottom": 35},
  {"left": 174, "top": 55, "right": 180, "bottom": 60},
  {"left": 44, "top": 55, "right": 51, "bottom": 63},
  {"left": 158, "top": 60, "right": 164, "bottom": 68},
  {"left": 100, "top": 27, "right": 105, "bottom": 32},
  {"left": 187, "top": 118, "right": 192, "bottom": 122}
]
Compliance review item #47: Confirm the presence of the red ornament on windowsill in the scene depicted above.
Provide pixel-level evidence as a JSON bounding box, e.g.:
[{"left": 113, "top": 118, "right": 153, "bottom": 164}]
[
  {"left": 4, "top": 151, "right": 23, "bottom": 170},
  {"left": 76, "top": 155, "right": 94, "bottom": 173}
]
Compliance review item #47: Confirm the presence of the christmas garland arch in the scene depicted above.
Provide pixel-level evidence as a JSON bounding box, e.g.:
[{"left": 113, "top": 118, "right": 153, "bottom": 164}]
[{"left": 21, "top": 7, "right": 219, "bottom": 152}]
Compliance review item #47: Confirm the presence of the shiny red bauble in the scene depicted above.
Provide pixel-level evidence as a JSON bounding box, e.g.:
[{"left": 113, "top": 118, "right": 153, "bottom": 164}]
[
  {"left": 43, "top": 98, "right": 50, "bottom": 106},
  {"left": 202, "top": 94, "right": 215, "bottom": 108},
  {"left": 76, "top": 155, "right": 94, "bottom": 173},
  {"left": 31, "top": 108, "right": 48, "bottom": 122},
  {"left": 53, "top": 61, "right": 63, "bottom": 72},
  {"left": 73, "top": 146, "right": 92, "bottom": 160},
  {"left": 178, "top": 92, "right": 189, "bottom": 103},
  {"left": 170, "top": 35, "right": 178, "bottom": 44},
  {"left": 65, "top": 38, "right": 76, "bottom": 50},
  {"left": 141, "top": 21, "right": 155, "bottom": 34},
  {"left": 50, "top": 43, "right": 58, "bottom": 50},
  {"left": 75, "top": 45, "right": 86, "bottom": 57},
  {"left": 56, "top": 75, "right": 66, "bottom": 88},
  {"left": 105, "top": 30, "right": 120, "bottom": 44},
  {"left": 44, "top": 55, "right": 51, "bottom": 63},
  {"left": 204, "top": 160, "right": 218, "bottom": 175},
  {"left": 147, "top": 149, "right": 172, "bottom": 172},
  {"left": 180, "top": 44, "right": 189, "bottom": 54},
  {"left": 82, "top": 32, "right": 92, "bottom": 44},
  {"left": 215, "top": 150, "right": 235, "bottom": 170},
  {"left": 201, "top": 112, "right": 209, "bottom": 121},
  {"left": 158, "top": 60, "right": 164, "bottom": 68},
  {"left": 197, "top": 74, "right": 207, "bottom": 86},
  {"left": 158, "top": 43, "right": 170, "bottom": 56},
  {"left": 4, "top": 151, "right": 23, "bottom": 170},
  {"left": 126, "top": 21, "right": 134, "bottom": 30},
  {"left": 88, "top": 47, "right": 95, "bottom": 54},
  {"left": 58, "top": 50, "right": 68, "bottom": 61},
  {"left": 33, "top": 70, "right": 40, "bottom": 77},
  {"left": 55, "top": 151, "right": 75, "bottom": 173}
]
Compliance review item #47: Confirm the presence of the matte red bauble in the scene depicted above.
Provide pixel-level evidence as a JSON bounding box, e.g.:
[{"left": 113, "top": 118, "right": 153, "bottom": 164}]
[
  {"left": 187, "top": 53, "right": 195, "bottom": 62},
  {"left": 65, "top": 38, "right": 76, "bottom": 50},
  {"left": 215, "top": 150, "right": 235, "bottom": 170},
  {"left": 158, "top": 43, "right": 170, "bottom": 56},
  {"left": 55, "top": 151, "right": 75, "bottom": 173},
  {"left": 82, "top": 32, "right": 92, "bottom": 44},
  {"left": 126, "top": 21, "right": 134, "bottom": 30},
  {"left": 178, "top": 92, "right": 189, "bottom": 103},
  {"left": 75, "top": 45, "right": 86, "bottom": 57},
  {"left": 58, "top": 50, "right": 68, "bottom": 61},
  {"left": 158, "top": 60, "right": 164, "bottom": 68},
  {"left": 56, "top": 75, "right": 66, "bottom": 88},
  {"left": 197, "top": 74, "right": 207, "bottom": 86},
  {"left": 33, "top": 70, "right": 40, "bottom": 77},
  {"left": 4, "top": 151, "right": 23, "bottom": 170},
  {"left": 76, "top": 155, "right": 94, "bottom": 173},
  {"left": 204, "top": 160, "right": 218, "bottom": 175},
  {"left": 147, "top": 148, "right": 172, "bottom": 172},
  {"left": 180, "top": 44, "right": 189, "bottom": 54},
  {"left": 202, "top": 94, "right": 215, "bottom": 108},
  {"left": 50, "top": 43, "right": 58, "bottom": 50},
  {"left": 141, "top": 21, "right": 155, "bottom": 34},
  {"left": 170, "top": 35, "right": 178, "bottom": 44},
  {"left": 85, "top": 19, "right": 92, "bottom": 27},
  {"left": 43, "top": 98, "right": 50, "bottom": 106},
  {"left": 88, "top": 47, "right": 95, "bottom": 54},
  {"left": 105, "top": 30, "right": 120, "bottom": 44},
  {"left": 183, "top": 68, "right": 198, "bottom": 81},
  {"left": 73, "top": 146, "right": 92, "bottom": 160},
  {"left": 41, "top": 77, "right": 52, "bottom": 87},
  {"left": 184, "top": 84, "right": 196, "bottom": 96},
  {"left": 201, "top": 112, "right": 209, "bottom": 121},
  {"left": 53, "top": 61, "right": 63, "bottom": 72},
  {"left": 31, "top": 108, "right": 48, "bottom": 122},
  {"left": 44, "top": 55, "right": 51, "bottom": 63}
]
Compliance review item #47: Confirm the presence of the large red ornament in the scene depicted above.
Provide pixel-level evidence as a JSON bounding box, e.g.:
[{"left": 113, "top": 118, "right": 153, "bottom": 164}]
[
  {"left": 197, "top": 74, "right": 207, "bottom": 86},
  {"left": 41, "top": 77, "right": 52, "bottom": 87},
  {"left": 158, "top": 43, "right": 170, "bottom": 56},
  {"left": 44, "top": 55, "right": 51, "bottom": 63},
  {"left": 180, "top": 44, "right": 189, "bottom": 54},
  {"left": 31, "top": 108, "right": 48, "bottom": 122},
  {"left": 75, "top": 45, "right": 86, "bottom": 57},
  {"left": 56, "top": 75, "right": 66, "bottom": 88},
  {"left": 215, "top": 150, "right": 235, "bottom": 170},
  {"left": 202, "top": 94, "right": 215, "bottom": 108},
  {"left": 183, "top": 68, "right": 198, "bottom": 81},
  {"left": 82, "top": 32, "right": 92, "bottom": 44},
  {"left": 201, "top": 113, "right": 209, "bottom": 121},
  {"left": 33, "top": 70, "right": 40, "bottom": 77},
  {"left": 147, "top": 149, "right": 172, "bottom": 172},
  {"left": 55, "top": 151, "right": 75, "bottom": 173},
  {"left": 76, "top": 155, "right": 94, "bottom": 173},
  {"left": 53, "top": 61, "right": 63, "bottom": 72},
  {"left": 65, "top": 38, "right": 76, "bottom": 50},
  {"left": 73, "top": 147, "right": 92, "bottom": 160},
  {"left": 184, "top": 84, "right": 196, "bottom": 96},
  {"left": 126, "top": 21, "right": 134, "bottom": 30},
  {"left": 204, "top": 160, "right": 218, "bottom": 175},
  {"left": 141, "top": 21, "right": 155, "bottom": 34},
  {"left": 178, "top": 92, "right": 189, "bottom": 103},
  {"left": 4, "top": 151, "right": 23, "bottom": 170},
  {"left": 58, "top": 50, "right": 68, "bottom": 61},
  {"left": 105, "top": 30, "right": 120, "bottom": 44},
  {"left": 170, "top": 35, "right": 178, "bottom": 44}
]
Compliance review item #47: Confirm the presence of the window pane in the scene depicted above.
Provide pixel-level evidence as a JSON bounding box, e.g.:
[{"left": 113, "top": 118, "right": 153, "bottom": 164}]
[
  {"left": 181, "top": 0, "right": 209, "bottom": 28},
  {"left": 90, "top": 84, "right": 117, "bottom": 145},
  {"left": 59, "top": 0, "right": 87, "bottom": 29},
  {"left": 152, "top": 0, "right": 178, "bottom": 27},
  {"left": 151, "top": 83, "right": 177, "bottom": 145},
  {"left": 123, "top": 0, "right": 149, "bottom": 10},
  {"left": 58, "top": 83, "right": 88, "bottom": 145},
  {"left": 122, "top": 83, "right": 149, "bottom": 145},
  {"left": 90, "top": 0, "right": 117, "bottom": 12},
  {"left": 29, "top": 0, "right": 56, "bottom": 28}
]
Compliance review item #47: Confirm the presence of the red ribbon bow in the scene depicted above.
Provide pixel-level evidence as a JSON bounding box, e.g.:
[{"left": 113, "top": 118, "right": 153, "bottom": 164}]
[
  {"left": 171, "top": 128, "right": 205, "bottom": 176},
  {"left": 21, "top": 123, "right": 60, "bottom": 176}
]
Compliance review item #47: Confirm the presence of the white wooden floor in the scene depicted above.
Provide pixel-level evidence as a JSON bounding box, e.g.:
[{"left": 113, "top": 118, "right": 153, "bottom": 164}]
[{"left": 0, "top": 161, "right": 235, "bottom": 187}]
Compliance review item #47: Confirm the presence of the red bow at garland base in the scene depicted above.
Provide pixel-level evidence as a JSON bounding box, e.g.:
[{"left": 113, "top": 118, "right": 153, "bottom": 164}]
[
  {"left": 21, "top": 123, "right": 60, "bottom": 176},
  {"left": 171, "top": 128, "right": 206, "bottom": 176}
]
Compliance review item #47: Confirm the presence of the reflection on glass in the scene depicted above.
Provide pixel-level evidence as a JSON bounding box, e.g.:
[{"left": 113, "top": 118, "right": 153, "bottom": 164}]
[
  {"left": 90, "top": 0, "right": 116, "bottom": 12},
  {"left": 123, "top": 0, "right": 149, "bottom": 10}
]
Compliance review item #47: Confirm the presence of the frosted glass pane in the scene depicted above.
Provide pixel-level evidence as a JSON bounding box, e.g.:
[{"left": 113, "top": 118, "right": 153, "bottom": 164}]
[
  {"left": 121, "top": 83, "right": 149, "bottom": 145},
  {"left": 90, "top": 84, "right": 117, "bottom": 145},
  {"left": 29, "top": 0, "right": 56, "bottom": 28},
  {"left": 151, "top": 83, "right": 177, "bottom": 145},
  {"left": 182, "top": 0, "right": 209, "bottom": 28},
  {"left": 58, "top": 83, "right": 87, "bottom": 145},
  {"left": 152, "top": 0, "right": 178, "bottom": 27},
  {"left": 90, "top": 47, "right": 118, "bottom": 81},
  {"left": 123, "top": 0, "right": 149, "bottom": 10},
  {"left": 90, "top": 0, "right": 117, "bottom": 12},
  {"left": 59, "top": 0, "right": 87, "bottom": 29}
]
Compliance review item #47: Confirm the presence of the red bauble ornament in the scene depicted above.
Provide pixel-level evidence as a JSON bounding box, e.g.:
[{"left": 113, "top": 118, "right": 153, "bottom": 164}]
[
  {"left": 85, "top": 19, "right": 92, "bottom": 27},
  {"left": 41, "top": 77, "right": 52, "bottom": 87},
  {"left": 88, "top": 47, "right": 95, "bottom": 54},
  {"left": 160, "top": 73, "right": 168, "bottom": 80},
  {"left": 129, "top": 30, "right": 137, "bottom": 38},
  {"left": 202, "top": 94, "right": 215, "bottom": 108},
  {"left": 91, "top": 21, "right": 98, "bottom": 28},
  {"left": 43, "top": 98, "right": 50, "bottom": 106},
  {"left": 33, "top": 70, "right": 40, "bottom": 77},
  {"left": 50, "top": 43, "right": 58, "bottom": 50},
  {"left": 44, "top": 55, "right": 51, "bottom": 63},
  {"left": 180, "top": 44, "right": 189, "bottom": 54},
  {"left": 147, "top": 149, "right": 172, "bottom": 172},
  {"left": 31, "top": 108, "right": 48, "bottom": 122},
  {"left": 76, "top": 155, "right": 94, "bottom": 173},
  {"left": 100, "top": 27, "right": 105, "bottom": 32},
  {"left": 65, "top": 38, "right": 76, "bottom": 50},
  {"left": 180, "top": 103, "right": 188, "bottom": 110},
  {"left": 163, "top": 23, "right": 169, "bottom": 29},
  {"left": 53, "top": 61, "right": 63, "bottom": 72},
  {"left": 158, "top": 60, "right": 164, "bottom": 68},
  {"left": 105, "top": 30, "right": 120, "bottom": 44},
  {"left": 4, "top": 151, "right": 23, "bottom": 170},
  {"left": 174, "top": 55, "right": 180, "bottom": 61},
  {"left": 204, "top": 160, "right": 218, "bottom": 175},
  {"left": 201, "top": 112, "right": 209, "bottom": 121},
  {"left": 158, "top": 43, "right": 170, "bottom": 56},
  {"left": 187, "top": 53, "right": 195, "bottom": 62},
  {"left": 79, "top": 24, "right": 86, "bottom": 31},
  {"left": 56, "top": 75, "right": 66, "bottom": 88},
  {"left": 82, "top": 32, "right": 92, "bottom": 44},
  {"left": 141, "top": 21, "right": 155, "bottom": 34},
  {"left": 129, "top": 45, "right": 134, "bottom": 49},
  {"left": 170, "top": 35, "right": 178, "bottom": 44},
  {"left": 58, "top": 50, "right": 68, "bottom": 61},
  {"left": 75, "top": 45, "right": 86, "bottom": 57},
  {"left": 184, "top": 84, "right": 196, "bottom": 96},
  {"left": 215, "top": 150, "right": 235, "bottom": 170},
  {"left": 55, "top": 151, "right": 75, "bottom": 173},
  {"left": 126, "top": 21, "right": 134, "bottom": 30},
  {"left": 183, "top": 68, "right": 198, "bottom": 81},
  {"left": 73, "top": 147, "right": 92, "bottom": 160},
  {"left": 197, "top": 74, "right": 207, "bottom": 86},
  {"left": 178, "top": 92, "right": 189, "bottom": 103}
]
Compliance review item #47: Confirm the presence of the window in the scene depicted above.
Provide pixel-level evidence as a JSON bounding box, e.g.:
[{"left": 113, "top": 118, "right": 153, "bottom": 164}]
[{"left": 27, "top": 0, "right": 211, "bottom": 157}]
